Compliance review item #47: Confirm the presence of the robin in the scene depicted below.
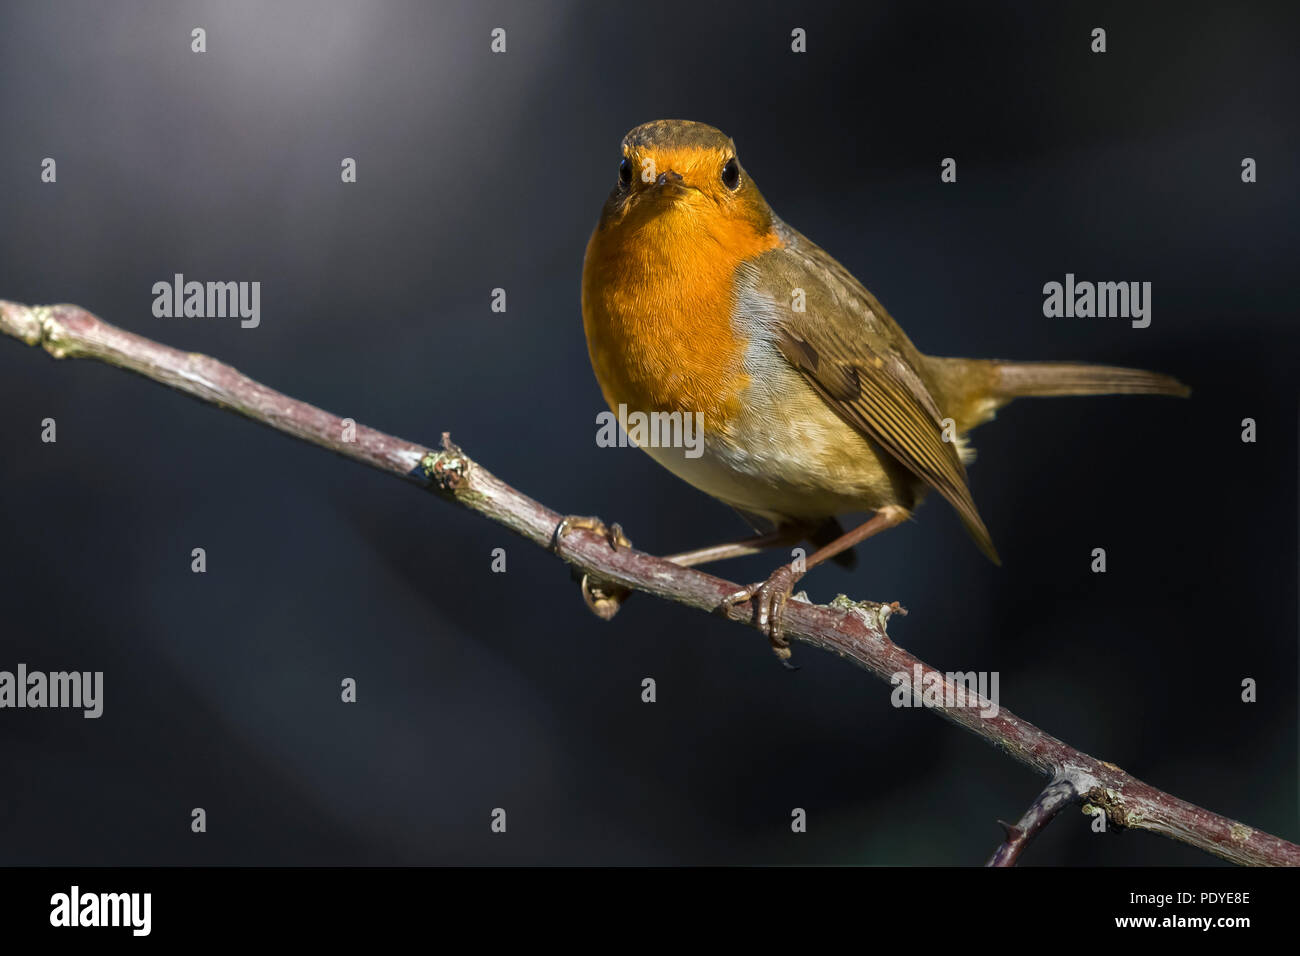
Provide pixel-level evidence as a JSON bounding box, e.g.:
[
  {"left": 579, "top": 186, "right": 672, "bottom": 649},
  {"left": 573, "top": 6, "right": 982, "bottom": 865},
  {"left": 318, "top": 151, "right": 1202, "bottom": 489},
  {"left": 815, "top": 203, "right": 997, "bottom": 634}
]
[{"left": 572, "top": 119, "right": 1188, "bottom": 661}]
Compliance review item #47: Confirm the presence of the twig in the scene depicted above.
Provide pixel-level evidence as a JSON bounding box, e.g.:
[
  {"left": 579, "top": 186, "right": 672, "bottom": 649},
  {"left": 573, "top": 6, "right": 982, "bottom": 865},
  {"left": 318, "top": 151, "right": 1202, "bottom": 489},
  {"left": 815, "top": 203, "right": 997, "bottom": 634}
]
[
  {"left": 3, "top": 299, "right": 1297, "bottom": 867},
  {"left": 986, "top": 778, "right": 1079, "bottom": 866}
]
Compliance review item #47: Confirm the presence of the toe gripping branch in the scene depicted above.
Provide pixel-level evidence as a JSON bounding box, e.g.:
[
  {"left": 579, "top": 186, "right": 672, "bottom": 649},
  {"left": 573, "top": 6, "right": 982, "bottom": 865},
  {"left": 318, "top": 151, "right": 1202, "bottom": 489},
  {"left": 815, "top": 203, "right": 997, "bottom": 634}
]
[{"left": 553, "top": 515, "right": 633, "bottom": 621}]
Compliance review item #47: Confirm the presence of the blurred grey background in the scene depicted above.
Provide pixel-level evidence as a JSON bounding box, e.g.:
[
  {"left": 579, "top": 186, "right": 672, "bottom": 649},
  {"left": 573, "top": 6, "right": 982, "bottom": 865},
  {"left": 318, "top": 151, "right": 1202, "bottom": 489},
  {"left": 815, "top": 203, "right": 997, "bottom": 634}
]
[{"left": 0, "top": 0, "right": 1295, "bottom": 865}]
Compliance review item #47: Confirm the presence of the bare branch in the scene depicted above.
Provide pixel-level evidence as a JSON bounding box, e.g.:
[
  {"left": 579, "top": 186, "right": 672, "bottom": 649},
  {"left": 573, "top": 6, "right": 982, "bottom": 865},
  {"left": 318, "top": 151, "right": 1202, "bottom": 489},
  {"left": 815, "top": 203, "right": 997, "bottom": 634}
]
[
  {"left": 986, "top": 778, "right": 1079, "bottom": 866},
  {"left": 3, "top": 299, "right": 1297, "bottom": 867}
]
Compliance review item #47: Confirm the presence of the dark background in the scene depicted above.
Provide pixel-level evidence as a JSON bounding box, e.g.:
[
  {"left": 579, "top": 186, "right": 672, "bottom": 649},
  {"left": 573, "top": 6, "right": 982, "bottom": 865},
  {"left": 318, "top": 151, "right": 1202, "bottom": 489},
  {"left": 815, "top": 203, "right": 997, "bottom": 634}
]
[{"left": 0, "top": 0, "right": 1295, "bottom": 865}]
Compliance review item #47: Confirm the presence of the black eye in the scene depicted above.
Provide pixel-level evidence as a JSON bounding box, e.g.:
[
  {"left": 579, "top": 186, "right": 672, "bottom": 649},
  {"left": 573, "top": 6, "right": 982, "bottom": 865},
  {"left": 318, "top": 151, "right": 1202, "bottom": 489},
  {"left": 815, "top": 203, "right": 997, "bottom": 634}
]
[
  {"left": 618, "top": 157, "right": 632, "bottom": 187},
  {"left": 721, "top": 157, "right": 740, "bottom": 190}
]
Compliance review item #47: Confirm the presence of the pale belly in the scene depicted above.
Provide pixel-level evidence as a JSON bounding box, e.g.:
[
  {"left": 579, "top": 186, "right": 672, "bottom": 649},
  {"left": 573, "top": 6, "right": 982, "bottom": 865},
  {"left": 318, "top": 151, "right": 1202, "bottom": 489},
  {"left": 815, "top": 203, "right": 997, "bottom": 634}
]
[{"left": 637, "top": 363, "right": 921, "bottom": 526}]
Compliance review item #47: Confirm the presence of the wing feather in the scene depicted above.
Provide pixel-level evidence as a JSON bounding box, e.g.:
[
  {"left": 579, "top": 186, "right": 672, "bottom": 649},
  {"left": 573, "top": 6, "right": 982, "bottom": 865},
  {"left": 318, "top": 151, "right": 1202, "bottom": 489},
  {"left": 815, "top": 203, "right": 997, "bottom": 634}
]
[{"left": 761, "top": 233, "right": 1000, "bottom": 563}]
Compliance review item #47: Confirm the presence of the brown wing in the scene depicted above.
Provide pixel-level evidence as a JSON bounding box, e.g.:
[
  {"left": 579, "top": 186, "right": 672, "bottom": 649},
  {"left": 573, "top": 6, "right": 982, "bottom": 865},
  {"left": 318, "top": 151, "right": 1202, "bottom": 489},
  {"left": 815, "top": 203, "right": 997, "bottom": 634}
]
[{"left": 760, "top": 233, "right": 1000, "bottom": 564}]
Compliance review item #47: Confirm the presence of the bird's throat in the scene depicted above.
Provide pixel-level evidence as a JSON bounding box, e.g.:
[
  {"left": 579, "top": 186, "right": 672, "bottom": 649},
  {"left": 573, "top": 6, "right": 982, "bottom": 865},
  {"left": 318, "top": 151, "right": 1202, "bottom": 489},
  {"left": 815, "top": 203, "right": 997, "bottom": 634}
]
[{"left": 581, "top": 206, "right": 780, "bottom": 430}]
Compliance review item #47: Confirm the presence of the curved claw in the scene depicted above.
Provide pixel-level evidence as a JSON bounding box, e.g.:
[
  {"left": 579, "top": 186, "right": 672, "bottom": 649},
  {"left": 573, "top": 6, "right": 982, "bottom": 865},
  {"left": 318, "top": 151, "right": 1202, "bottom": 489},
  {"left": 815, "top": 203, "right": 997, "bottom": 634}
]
[
  {"left": 555, "top": 515, "right": 633, "bottom": 621},
  {"left": 554, "top": 515, "right": 632, "bottom": 552},
  {"left": 579, "top": 572, "right": 631, "bottom": 620},
  {"left": 720, "top": 564, "right": 801, "bottom": 662}
]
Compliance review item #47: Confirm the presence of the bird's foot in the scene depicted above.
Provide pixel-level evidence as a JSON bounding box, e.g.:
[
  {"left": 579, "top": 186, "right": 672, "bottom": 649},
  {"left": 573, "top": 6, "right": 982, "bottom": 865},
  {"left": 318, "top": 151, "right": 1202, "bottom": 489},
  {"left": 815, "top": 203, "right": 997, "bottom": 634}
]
[
  {"left": 721, "top": 563, "right": 803, "bottom": 665},
  {"left": 554, "top": 515, "right": 633, "bottom": 621},
  {"left": 553, "top": 514, "right": 631, "bottom": 552}
]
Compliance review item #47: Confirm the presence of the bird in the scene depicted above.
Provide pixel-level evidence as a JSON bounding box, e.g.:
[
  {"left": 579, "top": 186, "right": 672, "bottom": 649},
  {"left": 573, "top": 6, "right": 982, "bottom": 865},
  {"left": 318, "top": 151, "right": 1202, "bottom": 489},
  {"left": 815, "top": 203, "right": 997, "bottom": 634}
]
[{"left": 576, "top": 119, "right": 1188, "bottom": 660}]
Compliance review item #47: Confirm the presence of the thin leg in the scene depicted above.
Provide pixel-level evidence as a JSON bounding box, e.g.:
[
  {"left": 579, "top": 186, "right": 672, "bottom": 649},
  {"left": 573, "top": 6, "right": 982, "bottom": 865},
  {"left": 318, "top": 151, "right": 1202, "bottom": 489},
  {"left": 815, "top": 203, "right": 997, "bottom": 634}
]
[
  {"left": 801, "top": 506, "right": 909, "bottom": 572},
  {"left": 723, "top": 505, "right": 910, "bottom": 662},
  {"left": 662, "top": 528, "right": 804, "bottom": 568},
  {"left": 555, "top": 517, "right": 802, "bottom": 619},
  {"left": 809, "top": 517, "right": 858, "bottom": 569}
]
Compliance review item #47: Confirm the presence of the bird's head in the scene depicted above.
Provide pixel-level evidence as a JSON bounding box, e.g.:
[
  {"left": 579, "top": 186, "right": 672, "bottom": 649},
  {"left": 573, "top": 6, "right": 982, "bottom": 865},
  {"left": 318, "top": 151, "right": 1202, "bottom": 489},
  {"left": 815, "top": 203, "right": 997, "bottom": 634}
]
[{"left": 596, "top": 120, "right": 774, "bottom": 238}]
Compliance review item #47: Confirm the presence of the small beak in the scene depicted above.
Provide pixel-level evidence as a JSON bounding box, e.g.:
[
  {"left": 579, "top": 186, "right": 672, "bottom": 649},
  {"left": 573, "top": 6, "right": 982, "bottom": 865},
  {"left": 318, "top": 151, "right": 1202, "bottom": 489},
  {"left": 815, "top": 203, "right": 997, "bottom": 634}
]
[{"left": 626, "top": 168, "right": 693, "bottom": 211}]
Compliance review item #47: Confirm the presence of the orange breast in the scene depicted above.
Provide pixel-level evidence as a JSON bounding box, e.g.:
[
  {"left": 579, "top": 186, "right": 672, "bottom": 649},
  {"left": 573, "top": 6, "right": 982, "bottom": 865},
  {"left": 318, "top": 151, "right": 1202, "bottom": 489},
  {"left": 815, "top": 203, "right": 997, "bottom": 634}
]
[{"left": 581, "top": 200, "right": 780, "bottom": 430}]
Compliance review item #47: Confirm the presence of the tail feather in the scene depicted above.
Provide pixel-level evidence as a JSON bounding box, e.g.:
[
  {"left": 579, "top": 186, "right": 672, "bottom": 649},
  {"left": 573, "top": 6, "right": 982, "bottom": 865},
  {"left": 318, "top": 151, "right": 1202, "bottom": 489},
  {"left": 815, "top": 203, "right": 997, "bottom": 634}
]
[
  {"left": 991, "top": 361, "right": 1190, "bottom": 400},
  {"left": 925, "top": 355, "right": 1189, "bottom": 435},
  {"left": 918, "top": 356, "right": 1187, "bottom": 565}
]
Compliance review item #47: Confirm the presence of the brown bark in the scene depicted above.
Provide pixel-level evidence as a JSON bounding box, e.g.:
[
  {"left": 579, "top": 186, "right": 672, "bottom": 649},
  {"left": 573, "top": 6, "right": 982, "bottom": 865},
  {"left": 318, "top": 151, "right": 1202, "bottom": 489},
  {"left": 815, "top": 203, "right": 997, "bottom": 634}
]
[{"left": 3, "top": 299, "right": 1296, "bottom": 866}]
